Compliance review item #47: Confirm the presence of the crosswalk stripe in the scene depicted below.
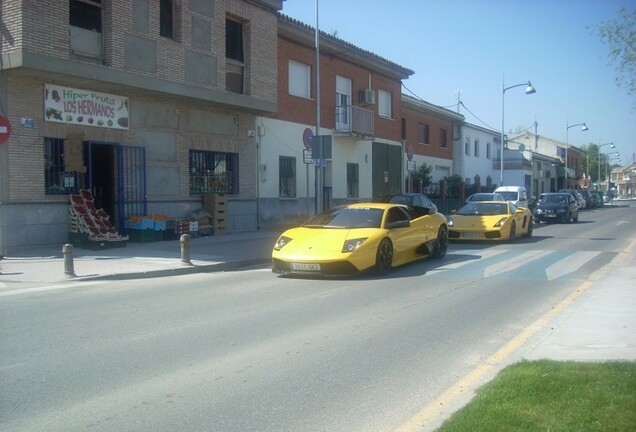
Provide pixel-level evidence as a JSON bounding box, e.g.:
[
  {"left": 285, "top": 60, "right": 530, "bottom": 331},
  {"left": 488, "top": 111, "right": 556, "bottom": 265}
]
[
  {"left": 545, "top": 251, "right": 601, "bottom": 281},
  {"left": 434, "top": 248, "right": 508, "bottom": 271},
  {"left": 483, "top": 250, "right": 546, "bottom": 278}
]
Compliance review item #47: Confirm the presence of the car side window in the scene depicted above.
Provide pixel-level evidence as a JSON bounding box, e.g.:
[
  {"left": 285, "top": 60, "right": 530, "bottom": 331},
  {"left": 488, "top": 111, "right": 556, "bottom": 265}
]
[{"left": 386, "top": 207, "right": 409, "bottom": 225}]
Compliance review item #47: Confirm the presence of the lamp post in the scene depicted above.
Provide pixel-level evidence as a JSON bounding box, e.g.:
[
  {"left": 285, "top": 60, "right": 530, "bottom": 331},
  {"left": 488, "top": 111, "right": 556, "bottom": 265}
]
[
  {"left": 607, "top": 152, "right": 620, "bottom": 192},
  {"left": 597, "top": 142, "right": 615, "bottom": 189},
  {"left": 501, "top": 79, "right": 535, "bottom": 186},
  {"left": 565, "top": 122, "right": 588, "bottom": 188}
]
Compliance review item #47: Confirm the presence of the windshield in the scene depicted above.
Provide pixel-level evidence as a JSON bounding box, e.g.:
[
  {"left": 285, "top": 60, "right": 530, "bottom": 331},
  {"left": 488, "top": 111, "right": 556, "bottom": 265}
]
[
  {"left": 541, "top": 194, "right": 568, "bottom": 204},
  {"left": 498, "top": 191, "right": 518, "bottom": 201},
  {"left": 303, "top": 207, "right": 383, "bottom": 229},
  {"left": 457, "top": 202, "right": 508, "bottom": 216}
]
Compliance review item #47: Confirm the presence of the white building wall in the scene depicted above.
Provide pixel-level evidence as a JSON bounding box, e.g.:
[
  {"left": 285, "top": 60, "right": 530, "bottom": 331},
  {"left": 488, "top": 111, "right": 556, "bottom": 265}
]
[{"left": 459, "top": 124, "right": 498, "bottom": 187}]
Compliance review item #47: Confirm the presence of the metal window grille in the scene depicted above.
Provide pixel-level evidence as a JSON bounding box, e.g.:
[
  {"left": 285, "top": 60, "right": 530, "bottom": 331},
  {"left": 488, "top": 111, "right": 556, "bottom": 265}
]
[
  {"left": 189, "top": 150, "right": 239, "bottom": 194},
  {"left": 44, "top": 137, "right": 84, "bottom": 195},
  {"left": 279, "top": 156, "right": 296, "bottom": 198}
]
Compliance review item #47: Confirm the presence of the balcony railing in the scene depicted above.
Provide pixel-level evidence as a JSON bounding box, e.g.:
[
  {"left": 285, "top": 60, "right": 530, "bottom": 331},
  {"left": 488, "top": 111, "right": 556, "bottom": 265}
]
[{"left": 335, "top": 105, "right": 374, "bottom": 137}]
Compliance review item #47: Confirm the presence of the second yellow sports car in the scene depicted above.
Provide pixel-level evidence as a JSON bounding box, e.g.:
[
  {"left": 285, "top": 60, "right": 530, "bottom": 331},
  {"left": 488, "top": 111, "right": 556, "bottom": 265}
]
[
  {"left": 447, "top": 201, "right": 533, "bottom": 241},
  {"left": 272, "top": 202, "right": 448, "bottom": 276}
]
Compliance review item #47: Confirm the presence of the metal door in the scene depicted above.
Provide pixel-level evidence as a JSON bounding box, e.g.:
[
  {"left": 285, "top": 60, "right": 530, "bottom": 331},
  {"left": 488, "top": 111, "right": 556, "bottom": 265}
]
[
  {"left": 372, "top": 142, "right": 402, "bottom": 198},
  {"left": 87, "top": 141, "right": 146, "bottom": 235}
]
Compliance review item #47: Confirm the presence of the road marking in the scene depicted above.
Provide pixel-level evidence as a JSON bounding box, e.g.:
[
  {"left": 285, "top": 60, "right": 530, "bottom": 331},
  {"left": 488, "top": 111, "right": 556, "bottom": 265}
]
[
  {"left": 428, "top": 249, "right": 508, "bottom": 273},
  {"left": 483, "top": 249, "right": 545, "bottom": 278},
  {"left": 545, "top": 251, "right": 600, "bottom": 281},
  {"left": 394, "top": 237, "right": 636, "bottom": 432},
  {"left": 0, "top": 281, "right": 101, "bottom": 297}
]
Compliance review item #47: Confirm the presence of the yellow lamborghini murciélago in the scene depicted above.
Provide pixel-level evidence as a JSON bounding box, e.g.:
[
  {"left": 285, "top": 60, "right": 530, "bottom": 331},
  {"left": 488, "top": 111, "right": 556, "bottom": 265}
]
[{"left": 272, "top": 202, "right": 448, "bottom": 276}]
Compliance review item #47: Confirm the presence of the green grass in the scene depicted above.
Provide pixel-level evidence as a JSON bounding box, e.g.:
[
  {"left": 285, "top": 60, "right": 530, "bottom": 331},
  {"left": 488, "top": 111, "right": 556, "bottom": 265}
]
[{"left": 436, "top": 360, "right": 636, "bottom": 432}]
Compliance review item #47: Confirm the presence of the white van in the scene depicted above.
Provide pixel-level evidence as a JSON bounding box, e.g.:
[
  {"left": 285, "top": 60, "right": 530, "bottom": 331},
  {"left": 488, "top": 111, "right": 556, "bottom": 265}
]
[{"left": 494, "top": 186, "right": 529, "bottom": 208}]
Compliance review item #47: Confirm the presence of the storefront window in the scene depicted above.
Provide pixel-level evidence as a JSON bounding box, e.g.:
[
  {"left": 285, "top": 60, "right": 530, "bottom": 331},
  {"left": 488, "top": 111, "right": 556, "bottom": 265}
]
[{"left": 189, "top": 150, "right": 239, "bottom": 194}]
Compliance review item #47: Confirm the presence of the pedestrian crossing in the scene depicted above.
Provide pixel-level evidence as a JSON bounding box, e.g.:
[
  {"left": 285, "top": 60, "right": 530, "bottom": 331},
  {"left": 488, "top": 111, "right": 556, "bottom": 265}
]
[{"left": 426, "top": 249, "right": 602, "bottom": 281}]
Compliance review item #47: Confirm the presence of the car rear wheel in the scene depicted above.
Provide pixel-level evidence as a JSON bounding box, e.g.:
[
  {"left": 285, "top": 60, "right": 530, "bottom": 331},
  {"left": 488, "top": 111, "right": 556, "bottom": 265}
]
[
  {"left": 432, "top": 226, "right": 448, "bottom": 259},
  {"left": 573, "top": 212, "right": 578, "bottom": 222},
  {"left": 508, "top": 221, "right": 517, "bottom": 242},
  {"left": 375, "top": 238, "right": 393, "bottom": 275}
]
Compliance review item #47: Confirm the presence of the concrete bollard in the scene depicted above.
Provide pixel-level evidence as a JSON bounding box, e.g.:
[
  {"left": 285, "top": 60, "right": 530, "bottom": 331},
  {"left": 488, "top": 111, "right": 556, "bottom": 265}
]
[
  {"left": 63, "top": 243, "right": 76, "bottom": 277},
  {"left": 180, "top": 233, "right": 192, "bottom": 265}
]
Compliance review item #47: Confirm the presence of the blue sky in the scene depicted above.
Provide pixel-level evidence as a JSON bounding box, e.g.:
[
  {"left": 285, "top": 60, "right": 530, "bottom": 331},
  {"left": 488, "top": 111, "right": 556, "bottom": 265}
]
[{"left": 281, "top": 0, "right": 636, "bottom": 167}]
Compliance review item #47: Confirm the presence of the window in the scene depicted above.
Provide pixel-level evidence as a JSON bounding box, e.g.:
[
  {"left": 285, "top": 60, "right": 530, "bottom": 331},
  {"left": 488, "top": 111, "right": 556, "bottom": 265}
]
[
  {"left": 44, "top": 138, "right": 84, "bottom": 195},
  {"left": 465, "top": 136, "right": 470, "bottom": 155},
  {"left": 474, "top": 139, "right": 480, "bottom": 157},
  {"left": 189, "top": 150, "right": 239, "bottom": 194},
  {"left": 418, "top": 123, "right": 430, "bottom": 145},
  {"left": 487, "top": 142, "right": 491, "bottom": 159},
  {"left": 279, "top": 156, "right": 296, "bottom": 198},
  {"left": 335, "top": 75, "right": 352, "bottom": 131},
  {"left": 70, "top": 0, "right": 102, "bottom": 32},
  {"left": 440, "top": 128, "right": 448, "bottom": 148},
  {"left": 378, "top": 89, "right": 391, "bottom": 118},
  {"left": 226, "top": 18, "right": 245, "bottom": 94},
  {"left": 69, "top": 0, "right": 103, "bottom": 58},
  {"left": 288, "top": 60, "right": 311, "bottom": 98},
  {"left": 160, "top": 0, "right": 174, "bottom": 38},
  {"left": 347, "top": 163, "right": 359, "bottom": 198}
]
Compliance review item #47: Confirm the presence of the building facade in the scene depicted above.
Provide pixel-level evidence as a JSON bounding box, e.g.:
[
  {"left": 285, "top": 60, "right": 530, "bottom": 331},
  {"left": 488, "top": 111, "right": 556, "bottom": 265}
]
[
  {"left": 256, "top": 15, "right": 413, "bottom": 228},
  {"left": 0, "top": 0, "right": 283, "bottom": 253},
  {"left": 454, "top": 122, "right": 498, "bottom": 191}
]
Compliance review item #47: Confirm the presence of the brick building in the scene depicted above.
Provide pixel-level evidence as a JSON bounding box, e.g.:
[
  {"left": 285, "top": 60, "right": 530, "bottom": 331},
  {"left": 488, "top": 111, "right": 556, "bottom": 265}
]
[{"left": 0, "top": 0, "right": 283, "bottom": 253}]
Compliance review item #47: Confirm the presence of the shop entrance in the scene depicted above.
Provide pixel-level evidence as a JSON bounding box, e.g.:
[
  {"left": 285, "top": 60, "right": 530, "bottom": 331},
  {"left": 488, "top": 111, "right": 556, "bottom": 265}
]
[{"left": 85, "top": 141, "right": 147, "bottom": 234}]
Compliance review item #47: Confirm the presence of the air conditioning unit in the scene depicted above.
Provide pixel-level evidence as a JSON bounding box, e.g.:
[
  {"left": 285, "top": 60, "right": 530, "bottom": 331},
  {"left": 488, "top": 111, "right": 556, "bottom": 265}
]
[{"left": 359, "top": 89, "right": 376, "bottom": 105}]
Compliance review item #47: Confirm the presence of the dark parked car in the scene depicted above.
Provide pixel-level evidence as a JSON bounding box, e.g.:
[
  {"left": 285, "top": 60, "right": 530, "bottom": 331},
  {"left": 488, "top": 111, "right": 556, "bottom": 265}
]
[
  {"left": 560, "top": 189, "right": 593, "bottom": 209},
  {"left": 534, "top": 192, "right": 579, "bottom": 223}
]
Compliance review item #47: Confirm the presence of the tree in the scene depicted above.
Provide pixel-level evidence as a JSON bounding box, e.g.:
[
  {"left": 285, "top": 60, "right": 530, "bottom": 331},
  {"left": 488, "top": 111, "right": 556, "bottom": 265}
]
[
  {"left": 411, "top": 162, "right": 433, "bottom": 188},
  {"left": 596, "top": 7, "right": 636, "bottom": 109},
  {"left": 443, "top": 174, "right": 463, "bottom": 198}
]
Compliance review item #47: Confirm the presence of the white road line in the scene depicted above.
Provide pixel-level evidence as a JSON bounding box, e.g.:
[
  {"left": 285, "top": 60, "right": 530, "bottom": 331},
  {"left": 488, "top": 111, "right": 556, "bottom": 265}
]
[
  {"left": 0, "top": 281, "right": 101, "bottom": 297},
  {"left": 483, "top": 249, "right": 546, "bottom": 278},
  {"left": 545, "top": 251, "right": 601, "bottom": 281},
  {"left": 430, "top": 249, "right": 509, "bottom": 273}
]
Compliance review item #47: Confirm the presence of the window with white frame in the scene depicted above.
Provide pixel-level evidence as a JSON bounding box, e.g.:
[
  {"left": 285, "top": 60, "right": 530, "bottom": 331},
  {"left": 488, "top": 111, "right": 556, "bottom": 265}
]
[
  {"left": 487, "top": 142, "right": 491, "bottom": 159},
  {"left": 474, "top": 139, "right": 480, "bottom": 157},
  {"left": 288, "top": 60, "right": 311, "bottom": 98},
  {"left": 335, "top": 75, "right": 352, "bottom": 131},
  {"left": 465, "top": 136, "right": 470, "bottom": 156},
  {"left": 279, "top": 156, "right": 296, "bottom": 198},
  {"left": 378, "top": 89, "right": 391, "bottom": 118},
  {"left": 418, "top": 123, "right": 430, "bottom": 145},
  {"left": 347, "top": 163, "right": 359, "bottom": 198}
]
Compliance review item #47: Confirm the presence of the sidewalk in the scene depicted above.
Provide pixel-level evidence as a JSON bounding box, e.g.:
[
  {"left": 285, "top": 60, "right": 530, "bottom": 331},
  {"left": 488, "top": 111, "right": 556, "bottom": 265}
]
[{"left": 0, "top": 230, "right": 281, "bottom": 283}]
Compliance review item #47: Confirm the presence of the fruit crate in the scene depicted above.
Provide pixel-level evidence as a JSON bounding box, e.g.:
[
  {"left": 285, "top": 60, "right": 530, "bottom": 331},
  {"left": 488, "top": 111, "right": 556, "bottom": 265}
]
[{"left": 126, "top": 228, "right": 156, "bottom": 243}]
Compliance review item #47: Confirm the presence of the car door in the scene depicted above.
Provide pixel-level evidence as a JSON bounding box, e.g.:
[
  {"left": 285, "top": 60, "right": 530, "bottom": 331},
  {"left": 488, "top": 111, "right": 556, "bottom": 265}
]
[{"left": 385, "top": 206, "right": 421, "bottom": 263}]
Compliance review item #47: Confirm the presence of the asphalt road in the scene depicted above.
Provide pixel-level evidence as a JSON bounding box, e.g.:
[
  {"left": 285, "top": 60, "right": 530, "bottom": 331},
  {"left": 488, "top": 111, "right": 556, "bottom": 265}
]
[{"left": 1, "top": 204, "right": 632, "bottom": 432}]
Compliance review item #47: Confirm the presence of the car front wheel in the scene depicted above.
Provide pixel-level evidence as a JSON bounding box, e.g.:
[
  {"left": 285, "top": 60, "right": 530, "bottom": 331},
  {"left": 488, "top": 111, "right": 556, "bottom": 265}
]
[
  {"left": 508, "top": 221, "right": 517, "bottom": 242},
  {"left": 375, "top": 238, "right": 393, "bottom": 275},
  {"left": 432, "top": 226, "right": 448, "bottom": 259}
]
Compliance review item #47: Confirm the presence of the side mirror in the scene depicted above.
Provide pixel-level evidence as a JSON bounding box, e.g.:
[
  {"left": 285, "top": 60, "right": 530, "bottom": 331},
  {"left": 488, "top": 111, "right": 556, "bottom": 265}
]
[{"left": 386, "top": 220, "right": 410, "bottom": 229}]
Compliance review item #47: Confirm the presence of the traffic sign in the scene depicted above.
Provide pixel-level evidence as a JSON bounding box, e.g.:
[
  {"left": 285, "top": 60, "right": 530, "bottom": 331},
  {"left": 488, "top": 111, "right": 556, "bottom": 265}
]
[
  {"left": 0, "top": 116, "right": 12, "bottom": 144},
  {"left": 302, "top": 128, "right": 314, "bottom": 150}
]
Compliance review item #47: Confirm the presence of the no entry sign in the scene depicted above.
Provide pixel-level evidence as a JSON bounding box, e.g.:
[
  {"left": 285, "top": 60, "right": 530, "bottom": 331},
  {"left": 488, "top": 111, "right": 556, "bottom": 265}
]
[{"left": 0, "top": 116, "right": 12, "bottom": 144}]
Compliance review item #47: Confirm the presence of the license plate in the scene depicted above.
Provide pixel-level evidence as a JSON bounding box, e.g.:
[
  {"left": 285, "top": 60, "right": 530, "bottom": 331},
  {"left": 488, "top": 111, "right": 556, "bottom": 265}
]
[
  {"left": 463, "top": 232, "right": 482, "bottom": 239},
  {"left": 291, "top": 263, "right": 321, "bottom": 271}
]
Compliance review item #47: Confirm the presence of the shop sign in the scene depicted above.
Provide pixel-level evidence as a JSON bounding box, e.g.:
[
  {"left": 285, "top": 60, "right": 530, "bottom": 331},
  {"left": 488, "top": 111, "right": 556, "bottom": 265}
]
[
  {"left": 44, "top": 84, "right": 129, "bottom": 130},
  {"left": 0, "top": 116, "right": 11, "bottom": 144}
]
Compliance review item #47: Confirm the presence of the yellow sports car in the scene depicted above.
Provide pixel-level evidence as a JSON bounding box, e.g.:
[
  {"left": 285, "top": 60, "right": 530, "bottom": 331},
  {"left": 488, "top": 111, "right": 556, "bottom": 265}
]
[
  {"left": 272, "top": 202, "right": 448, "bottom": 276},
  {"left": 447, "top": 201, "right": 533, "bottom": 241}
]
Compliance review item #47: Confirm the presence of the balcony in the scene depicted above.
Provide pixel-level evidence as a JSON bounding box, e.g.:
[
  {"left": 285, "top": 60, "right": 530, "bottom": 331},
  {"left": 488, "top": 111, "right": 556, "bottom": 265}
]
[{"left": 335, "top": 105, "right": 374, "bottom": 137}]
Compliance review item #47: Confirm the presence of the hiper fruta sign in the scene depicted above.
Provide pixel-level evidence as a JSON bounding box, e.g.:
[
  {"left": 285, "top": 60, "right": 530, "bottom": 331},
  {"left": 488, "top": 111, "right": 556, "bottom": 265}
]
[{"left": 44, "top": 84, "right": 129, "bottom": 130}]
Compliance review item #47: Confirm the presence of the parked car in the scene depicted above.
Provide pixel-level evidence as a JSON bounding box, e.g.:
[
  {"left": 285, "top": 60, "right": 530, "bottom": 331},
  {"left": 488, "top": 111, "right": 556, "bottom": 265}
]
[
  {"left": 272, "top": 202, "right": 448, "bottom": 276},
  {"left": 559, "top": 189, "right": 588, "bottom": 209},
  {"left": 375, "top": 193, "right": 438, "bottom": 214},
  {"left": 534, "top": 192, "right": 579, "bottom": 223},
  {"left": 447, "top": 201, "right": 533, "bottom": 241},
  {"left": 465, "top": 192, "right": 505, "bottom": 204},
  {"left": 590, "top": 191, "right": 603, "bottom": 207},
  {"left": 494, "top": 186, "right": 529, "bottom": 208}
]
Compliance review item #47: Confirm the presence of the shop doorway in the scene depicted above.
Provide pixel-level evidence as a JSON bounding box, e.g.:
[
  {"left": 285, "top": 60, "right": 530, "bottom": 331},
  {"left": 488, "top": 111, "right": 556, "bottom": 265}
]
[{"left": 85, "top": 141, "right": 147, "bottom": 234}]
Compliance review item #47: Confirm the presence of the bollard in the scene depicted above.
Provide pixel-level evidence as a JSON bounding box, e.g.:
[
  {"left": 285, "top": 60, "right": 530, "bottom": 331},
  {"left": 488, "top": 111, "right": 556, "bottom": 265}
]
[
  {"left": 180, "top": 233, "right": 192, "bottom": 265},
  {"left": 63, "top": 243, "right": 76, "bottom": 277}
]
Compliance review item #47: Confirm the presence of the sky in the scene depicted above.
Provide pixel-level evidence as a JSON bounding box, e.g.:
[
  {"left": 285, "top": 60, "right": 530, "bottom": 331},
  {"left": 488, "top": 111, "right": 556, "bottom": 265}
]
[{"left": 281, "top": 0, "right": 636, "bottom": 167}]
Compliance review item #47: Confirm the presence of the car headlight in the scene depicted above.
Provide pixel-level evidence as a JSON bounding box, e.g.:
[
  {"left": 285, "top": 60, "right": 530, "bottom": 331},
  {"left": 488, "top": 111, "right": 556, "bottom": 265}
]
[
  {"left": 536, "top": 208, "right": 543, "bottom": 214},
  {"left": 447, "top": 217, "right": 454, "bottom": 227},
  {"left": 273, "top": 236, "right": 292, "bottom": 251},
  {"left": 342, "top": 238, "right": 368, "bottom": 253},
  {"left": 494, "top": 217, "right": 507, "bottom": 227}
]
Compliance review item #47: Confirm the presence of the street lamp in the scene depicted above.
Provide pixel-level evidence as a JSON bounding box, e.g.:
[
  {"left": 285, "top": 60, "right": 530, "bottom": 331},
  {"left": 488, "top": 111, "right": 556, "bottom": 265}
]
[
  {"left": 565, "top": 122, "right": 588, "bottom": 188},
  {"left": 501, "top": 79, "right": 536, "bottom": 186},
  {"left": 597, "top": 142, "right": 615, "bottom": 189}
]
